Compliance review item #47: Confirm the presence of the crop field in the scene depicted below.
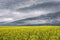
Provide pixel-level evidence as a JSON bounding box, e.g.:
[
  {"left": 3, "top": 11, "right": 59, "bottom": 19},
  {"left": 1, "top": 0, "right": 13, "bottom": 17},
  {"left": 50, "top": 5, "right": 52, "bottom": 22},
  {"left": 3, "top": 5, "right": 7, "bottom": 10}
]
[{"left": 0, "top": 26, "right": 60, "bottom": 40}]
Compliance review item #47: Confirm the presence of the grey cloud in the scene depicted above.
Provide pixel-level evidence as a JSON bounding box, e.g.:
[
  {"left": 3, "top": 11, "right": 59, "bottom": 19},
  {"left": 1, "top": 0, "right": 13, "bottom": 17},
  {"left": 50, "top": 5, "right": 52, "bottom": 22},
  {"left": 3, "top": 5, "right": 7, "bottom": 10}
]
[
  {"left": 0, "top": 0, "right": 59, "bottom": 9},
  {"left": 17, "top": 1, "right": 60, "bottom": 12},
  {"left": 5, "top": 12, "right": 60, "bottom": 25},
  {"left": 0, "top": 0, "right": 60, "bottom": 25}
]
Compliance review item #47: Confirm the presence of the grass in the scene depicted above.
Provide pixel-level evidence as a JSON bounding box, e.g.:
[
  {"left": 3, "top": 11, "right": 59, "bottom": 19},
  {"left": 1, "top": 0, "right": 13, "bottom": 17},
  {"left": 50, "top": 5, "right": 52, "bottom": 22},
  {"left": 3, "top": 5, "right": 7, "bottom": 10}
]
[{"left": 0, "top": 26, "right": 60, "bottom": 40}]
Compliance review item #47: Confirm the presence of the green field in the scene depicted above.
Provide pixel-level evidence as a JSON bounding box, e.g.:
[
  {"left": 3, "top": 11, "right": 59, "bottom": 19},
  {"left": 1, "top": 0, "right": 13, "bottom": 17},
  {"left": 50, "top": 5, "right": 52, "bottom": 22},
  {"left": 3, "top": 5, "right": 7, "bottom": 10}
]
[{"left": 0, "top": 26, "right": 60, "bottom": 40}]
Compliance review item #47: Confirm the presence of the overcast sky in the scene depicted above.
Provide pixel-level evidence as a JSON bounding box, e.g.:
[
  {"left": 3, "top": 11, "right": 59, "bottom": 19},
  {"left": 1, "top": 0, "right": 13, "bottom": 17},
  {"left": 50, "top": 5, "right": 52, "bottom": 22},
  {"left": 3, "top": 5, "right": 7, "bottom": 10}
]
[{"left": 0, "top": 0, "right": 60, "bottom": 24}]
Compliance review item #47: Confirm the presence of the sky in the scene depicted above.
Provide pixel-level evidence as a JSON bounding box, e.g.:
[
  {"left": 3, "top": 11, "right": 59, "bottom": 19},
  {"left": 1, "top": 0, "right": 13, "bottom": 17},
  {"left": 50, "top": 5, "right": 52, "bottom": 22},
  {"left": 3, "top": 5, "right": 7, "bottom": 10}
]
[{"left": 0, "top": 0, "right": 60, "bottom": 25}]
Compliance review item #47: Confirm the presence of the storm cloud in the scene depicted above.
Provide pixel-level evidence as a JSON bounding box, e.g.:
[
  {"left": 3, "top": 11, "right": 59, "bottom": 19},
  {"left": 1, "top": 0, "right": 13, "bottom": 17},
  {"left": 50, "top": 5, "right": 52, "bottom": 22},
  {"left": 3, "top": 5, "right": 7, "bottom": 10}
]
[{"left": 0, "top": 0, "right": 60, "bottom": 25}]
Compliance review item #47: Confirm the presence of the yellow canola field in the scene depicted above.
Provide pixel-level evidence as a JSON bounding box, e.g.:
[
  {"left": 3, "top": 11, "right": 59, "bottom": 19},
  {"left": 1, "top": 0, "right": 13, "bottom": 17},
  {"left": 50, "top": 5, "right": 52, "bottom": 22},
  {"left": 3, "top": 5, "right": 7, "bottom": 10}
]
[{"left": 0, "top": 26, "right": 60, "bottom": 40}]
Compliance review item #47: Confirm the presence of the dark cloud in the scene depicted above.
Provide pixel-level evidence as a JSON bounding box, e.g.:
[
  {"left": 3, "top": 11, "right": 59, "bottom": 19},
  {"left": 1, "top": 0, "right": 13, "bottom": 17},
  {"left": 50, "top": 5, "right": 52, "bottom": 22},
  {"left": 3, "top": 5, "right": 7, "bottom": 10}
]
[
  {"left": 2, "top": 12, "right": 60, "bottom": 25},
  {"left": 17, "top": 1, "right": 60, "bottom": 12},
  {"left": 0, "top": 0, "right": 60, "bottom": 25}
]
